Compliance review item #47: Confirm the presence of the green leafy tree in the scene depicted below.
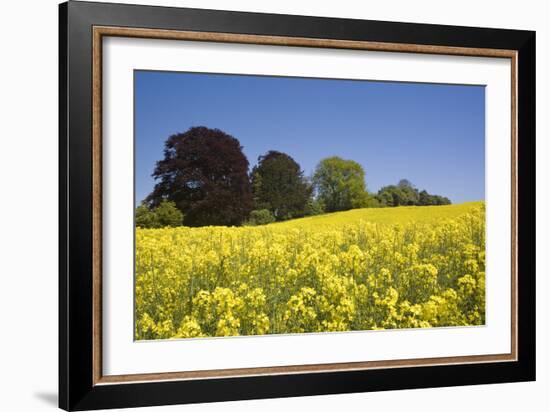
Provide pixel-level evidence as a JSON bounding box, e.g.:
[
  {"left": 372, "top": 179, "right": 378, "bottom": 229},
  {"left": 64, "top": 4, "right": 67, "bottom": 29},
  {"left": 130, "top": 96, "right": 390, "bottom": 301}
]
[
  {"left": 312, "top": 156, "right": 369, "bottom": 212},
  {"left": 377, "top": 180, "right": 451, "bottom": 207},
  {"left": 377, "top": 184, "right": 415, "bottom": 207},
  {"left": 251, "top": 151, "right": 312, "bottom": 221},
  {"left": 431, "top": 195, "right": 451, "bottom": 205},
  {"left": 397, "top": 179, "right": 420, "bottom": 205},
  {"left": 376, "top": 189, "right": 395, "bottom": 207},
  {"left": 418, "top": 190, "right": 434, "bottom": 206},
  {"left": 376, "top": 185, "right": 398, "bottom": 206}
]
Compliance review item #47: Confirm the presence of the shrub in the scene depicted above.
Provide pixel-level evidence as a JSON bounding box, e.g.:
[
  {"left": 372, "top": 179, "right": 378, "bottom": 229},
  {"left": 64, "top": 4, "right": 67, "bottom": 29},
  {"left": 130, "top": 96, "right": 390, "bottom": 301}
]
[
  {"left": 305, "top": 199, "right": 325, "bottom": 216},
  {"left": 155, "top": 200, "right": 184, "bottom": 227},
  {"left": 246, "top": 209, "right": 276, "bottom": 226},
  {"left": 136, "top": 204, "right": 159, "bottom": 228},
  {"left": 135, "top": 200, "right": 183, "bottom": 228}
]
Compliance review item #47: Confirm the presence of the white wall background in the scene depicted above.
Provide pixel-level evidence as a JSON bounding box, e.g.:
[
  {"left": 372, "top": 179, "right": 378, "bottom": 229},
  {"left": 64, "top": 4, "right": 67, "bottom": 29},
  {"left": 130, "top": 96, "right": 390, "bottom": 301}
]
[{"left": 0, "top": 0, "right": 546, "bottom": 411}]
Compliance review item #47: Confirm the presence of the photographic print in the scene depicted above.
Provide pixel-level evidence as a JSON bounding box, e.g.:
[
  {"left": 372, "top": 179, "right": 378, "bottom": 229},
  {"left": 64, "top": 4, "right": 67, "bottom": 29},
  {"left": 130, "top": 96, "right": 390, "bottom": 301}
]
[
  {"left": 134, "top": 71, "right": 486, "bottom": 340},
  {"left": 60, "top": 5, "right": 535, "bottom": 408}
]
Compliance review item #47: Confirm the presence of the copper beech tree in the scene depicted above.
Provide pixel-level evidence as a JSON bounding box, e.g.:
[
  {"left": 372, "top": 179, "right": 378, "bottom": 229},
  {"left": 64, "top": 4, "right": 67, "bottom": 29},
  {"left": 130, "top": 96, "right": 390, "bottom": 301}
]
[{"left": 146, "top": 127, "right": 253, "bottom": 227}]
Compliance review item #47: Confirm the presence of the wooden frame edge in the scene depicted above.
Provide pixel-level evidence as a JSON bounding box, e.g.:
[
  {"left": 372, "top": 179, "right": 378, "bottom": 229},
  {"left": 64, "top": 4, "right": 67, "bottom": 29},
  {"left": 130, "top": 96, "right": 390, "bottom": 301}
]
[
  {"left": 92, "top": 27, "right": 103, "bottom": 385},
  {"left": 97, "top": 353, "right": 515, "bottom": 385},
  {"left": 91, "top": 25, "right": 519, "bottom": 386},
  {"left": 511, "top": 51, "right": 519, "bottom": 361},
  {"left": 93, "top": 26, "right": 517, "bottom": 58}
]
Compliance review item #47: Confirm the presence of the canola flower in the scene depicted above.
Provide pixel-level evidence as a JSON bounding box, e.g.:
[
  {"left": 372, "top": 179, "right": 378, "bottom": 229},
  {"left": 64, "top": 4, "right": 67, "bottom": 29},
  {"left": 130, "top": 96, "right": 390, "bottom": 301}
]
[{"left": 135, "top": 202, "right": 485, "bottom": 340}]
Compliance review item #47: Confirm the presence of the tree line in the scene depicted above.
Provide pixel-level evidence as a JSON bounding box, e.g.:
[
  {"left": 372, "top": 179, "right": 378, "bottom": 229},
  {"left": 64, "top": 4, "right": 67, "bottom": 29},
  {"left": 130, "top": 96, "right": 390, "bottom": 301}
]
[{"left": 137, "top": 126, "right": 450, "bottom": 228}]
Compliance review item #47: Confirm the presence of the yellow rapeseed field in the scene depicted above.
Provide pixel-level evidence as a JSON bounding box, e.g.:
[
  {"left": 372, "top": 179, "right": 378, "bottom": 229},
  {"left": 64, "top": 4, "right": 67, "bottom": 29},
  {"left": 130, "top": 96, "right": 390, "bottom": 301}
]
[{"left": 135, "top": 201, "right": 485, "bottom": 340}]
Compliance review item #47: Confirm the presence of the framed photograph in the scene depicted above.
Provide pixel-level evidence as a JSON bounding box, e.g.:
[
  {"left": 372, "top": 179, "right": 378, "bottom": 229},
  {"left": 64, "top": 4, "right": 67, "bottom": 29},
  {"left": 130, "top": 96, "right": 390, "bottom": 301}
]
[{"left": 59, "top": 1, "right": 535, "bottom": 410}]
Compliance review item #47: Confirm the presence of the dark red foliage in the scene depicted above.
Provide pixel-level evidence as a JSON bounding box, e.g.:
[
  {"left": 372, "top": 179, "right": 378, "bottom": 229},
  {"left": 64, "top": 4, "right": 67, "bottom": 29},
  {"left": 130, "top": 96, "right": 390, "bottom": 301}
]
[{"left": 146, "top": 127, "right": 253, "bottom": 226}]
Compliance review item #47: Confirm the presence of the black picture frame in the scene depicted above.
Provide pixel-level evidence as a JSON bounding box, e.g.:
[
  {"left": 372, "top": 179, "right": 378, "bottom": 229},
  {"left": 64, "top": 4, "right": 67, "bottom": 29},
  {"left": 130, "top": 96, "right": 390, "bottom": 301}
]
[{"left": 59, "top": 1, "right": 536, "bottom": 410}]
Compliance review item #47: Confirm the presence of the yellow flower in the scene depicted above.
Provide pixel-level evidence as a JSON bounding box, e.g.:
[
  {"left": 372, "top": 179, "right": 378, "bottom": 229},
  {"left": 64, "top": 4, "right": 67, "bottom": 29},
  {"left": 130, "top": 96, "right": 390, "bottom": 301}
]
[{"left": 134, "top": 202, "right": 486, "bottom": 339}]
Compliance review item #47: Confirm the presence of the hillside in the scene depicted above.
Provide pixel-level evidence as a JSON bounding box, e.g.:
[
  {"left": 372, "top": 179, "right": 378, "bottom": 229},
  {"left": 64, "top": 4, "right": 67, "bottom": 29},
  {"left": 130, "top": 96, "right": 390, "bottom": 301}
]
[
  {"left": 136, "top": 200, "right": 486, "bottom": 340},
  {"left": 268, "top": 201, "right": 484, "bottom": 229}
]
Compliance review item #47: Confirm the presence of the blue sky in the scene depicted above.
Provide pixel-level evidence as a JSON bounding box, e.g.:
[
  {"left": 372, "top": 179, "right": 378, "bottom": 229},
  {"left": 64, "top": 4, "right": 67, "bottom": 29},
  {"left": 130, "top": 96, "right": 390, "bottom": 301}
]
[{"left": 135, "top": 71, "right": 485, "bottom": 204}]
